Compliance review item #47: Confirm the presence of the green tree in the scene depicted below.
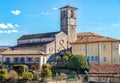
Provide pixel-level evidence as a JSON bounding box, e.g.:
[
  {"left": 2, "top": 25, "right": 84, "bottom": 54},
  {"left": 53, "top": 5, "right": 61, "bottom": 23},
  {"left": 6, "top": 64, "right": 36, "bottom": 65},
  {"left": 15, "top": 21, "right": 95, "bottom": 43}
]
[
  {"left": 68, "top": 55, "right": 89, "bottom": 73},
  {"left": 63, "top": 52, "right": 73, "bottom": 60},
  {"left": 22, "top": 72, "right": 33, "bottom": 81}
]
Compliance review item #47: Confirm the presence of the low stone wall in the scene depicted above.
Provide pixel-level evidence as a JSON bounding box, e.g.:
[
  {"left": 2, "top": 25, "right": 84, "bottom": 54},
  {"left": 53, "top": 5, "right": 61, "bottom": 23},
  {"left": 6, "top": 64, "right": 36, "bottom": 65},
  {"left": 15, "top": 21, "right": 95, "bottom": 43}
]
[
  {"left": 47, "top": 80, "right": 82, "bottom": 83},
  {"left": 89, "top": 77, "right": 120, "bottom": 83}
]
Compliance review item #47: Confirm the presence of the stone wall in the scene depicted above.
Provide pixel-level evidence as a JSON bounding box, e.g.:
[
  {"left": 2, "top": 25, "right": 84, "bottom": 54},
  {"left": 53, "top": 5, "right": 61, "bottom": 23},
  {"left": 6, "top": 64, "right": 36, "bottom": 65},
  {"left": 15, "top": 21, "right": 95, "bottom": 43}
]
[
  {"left": 89, "top": 76, "right": 120, "bottom": 83},
  {"left": 46, "top": 80, "right": 82, "bottom": 83}
]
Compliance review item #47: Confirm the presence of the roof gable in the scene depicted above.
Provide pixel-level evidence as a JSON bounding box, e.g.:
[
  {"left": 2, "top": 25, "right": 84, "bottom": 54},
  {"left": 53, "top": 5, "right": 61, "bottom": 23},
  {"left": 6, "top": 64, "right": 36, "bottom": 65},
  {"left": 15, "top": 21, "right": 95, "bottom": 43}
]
[{"left": 60, "top": 5, "right": 78, "bottom": 10}]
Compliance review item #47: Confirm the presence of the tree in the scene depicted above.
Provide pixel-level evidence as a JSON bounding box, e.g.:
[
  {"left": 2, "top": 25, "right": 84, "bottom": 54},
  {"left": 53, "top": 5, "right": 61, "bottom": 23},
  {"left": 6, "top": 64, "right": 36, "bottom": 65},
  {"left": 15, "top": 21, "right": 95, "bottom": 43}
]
[
  {"left": 22, "top": 72, "right": 33, "bottom": 81},
  {"left": 68, "top": 55, "right": 89, "bottom": 73},
  {"left": 63, "top": 52, "right": 73, "bottom": 60}
]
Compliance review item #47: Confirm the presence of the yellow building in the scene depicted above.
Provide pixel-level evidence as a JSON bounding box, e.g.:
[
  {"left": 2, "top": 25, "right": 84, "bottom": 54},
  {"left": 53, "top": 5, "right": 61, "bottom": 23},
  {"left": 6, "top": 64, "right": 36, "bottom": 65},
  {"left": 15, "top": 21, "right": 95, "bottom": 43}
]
[{"left": 71, "top": 32, "right": 120, "bottom": 64}]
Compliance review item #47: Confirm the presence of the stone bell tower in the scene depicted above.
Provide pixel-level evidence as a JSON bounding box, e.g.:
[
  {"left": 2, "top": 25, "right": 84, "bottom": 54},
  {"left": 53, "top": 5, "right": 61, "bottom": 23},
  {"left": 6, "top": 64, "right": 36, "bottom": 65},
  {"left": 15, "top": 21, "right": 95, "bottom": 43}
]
[{"left": 60, "top": 5, "right": 78, "bottom": 50}]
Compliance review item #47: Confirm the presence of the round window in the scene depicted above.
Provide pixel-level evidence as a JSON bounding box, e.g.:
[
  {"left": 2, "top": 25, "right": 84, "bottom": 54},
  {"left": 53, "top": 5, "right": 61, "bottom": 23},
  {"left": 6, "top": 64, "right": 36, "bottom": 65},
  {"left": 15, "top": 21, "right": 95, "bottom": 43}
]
[{"left": 60, "top": 40, "right": 64, "bottom": 45}]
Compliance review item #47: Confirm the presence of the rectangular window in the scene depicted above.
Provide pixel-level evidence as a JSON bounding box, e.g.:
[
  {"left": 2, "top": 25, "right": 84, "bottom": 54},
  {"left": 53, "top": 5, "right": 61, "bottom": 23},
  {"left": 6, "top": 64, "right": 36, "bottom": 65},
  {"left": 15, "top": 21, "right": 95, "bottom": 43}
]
[
  {"left": 95, "top": 56, "right": 98, "bottom": 61},
  {"left": 103, "top": 45, "right": 106, "bottom": 50},
  {"left": 112, "top": 44, "right": 115, "bottom": 50},
  {"left": 103, "top": 56, "right": 107, "bottom": 62},
  {"left": 14, "top": 57, "right": 19, "bottom": 63},
  {"left": 112, "top": 56, "right": 116, "bottom": 62},
  {"left": 91, "top": 56, "right": 94, "bottom": 61},
  {"left": 27, "top": 57, "right": 32, "bottom": 62},
  {"left": 87, "top": 56, "right": 90, "bottom": 61},
  {"left": 6, "top": 58, "right": 10, "bottom": 63},
  {"left": 80, "top": 46, "right": 82, "bottom": 51}
]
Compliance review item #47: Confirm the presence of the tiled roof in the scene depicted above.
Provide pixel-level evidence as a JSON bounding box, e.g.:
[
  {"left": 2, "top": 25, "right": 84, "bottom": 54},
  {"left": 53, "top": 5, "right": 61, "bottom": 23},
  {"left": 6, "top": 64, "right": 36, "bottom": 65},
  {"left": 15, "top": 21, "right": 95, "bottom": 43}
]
[
  {"left": 77, "top": 32, "right": 102, "bottom": 37},
  {"left": 60, "top": 5, "right": 78, "bottom": 10},
  {"left": 1, "top": 49, "right": 48, "bottom": 55},
  {"left": 18, "top": 31, "right": 60, "bottom": 40},
  {"left": 89, "top": 64, "right": 120, "bottom": 74},
  {"left": 14, "top": 41, "right": 53, "bottom": 48},
  {"left": 72, "top": 32, "right": 120, "bottom": 44},
  {"left": 0, "top": 48, "right": 6, "bottom": 53}
]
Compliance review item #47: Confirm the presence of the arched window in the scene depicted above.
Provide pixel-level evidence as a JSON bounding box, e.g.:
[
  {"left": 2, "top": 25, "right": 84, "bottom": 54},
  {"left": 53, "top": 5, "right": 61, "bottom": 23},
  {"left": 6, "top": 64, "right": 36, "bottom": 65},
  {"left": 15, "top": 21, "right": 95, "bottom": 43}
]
[
  {"left": 71, "top": 10, "right": 74, "bottom": 18},
  {"left": 63, "top": 11, "right": 66, "bottom": 18}
]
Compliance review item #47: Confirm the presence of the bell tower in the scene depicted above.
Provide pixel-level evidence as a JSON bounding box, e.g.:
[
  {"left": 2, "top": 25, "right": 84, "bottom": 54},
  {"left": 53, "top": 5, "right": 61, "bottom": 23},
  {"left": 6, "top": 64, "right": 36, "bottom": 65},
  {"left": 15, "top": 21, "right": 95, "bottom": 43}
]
[{"left": 60, "top": 5, "right": 78, "bottom": 49}]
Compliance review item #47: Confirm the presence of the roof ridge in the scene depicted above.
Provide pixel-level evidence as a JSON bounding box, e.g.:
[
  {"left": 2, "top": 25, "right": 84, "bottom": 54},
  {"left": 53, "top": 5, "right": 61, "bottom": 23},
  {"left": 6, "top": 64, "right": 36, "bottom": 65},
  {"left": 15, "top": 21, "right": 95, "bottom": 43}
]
[{"left": 22, "top": 31, "right": 60, "bottom": 36}]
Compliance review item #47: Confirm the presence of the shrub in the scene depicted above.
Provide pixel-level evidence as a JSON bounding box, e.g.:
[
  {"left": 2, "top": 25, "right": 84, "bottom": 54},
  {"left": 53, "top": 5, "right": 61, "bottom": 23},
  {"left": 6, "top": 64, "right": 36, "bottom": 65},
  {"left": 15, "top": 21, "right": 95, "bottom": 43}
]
[
  {"left": 22, "top": 72, "right": 33, "bottom": 81},
  {"left": 59, "top": 73, "right": 67, "bottom": 80},
  {"left": 41, "top": 64, "right": 52, "bottom": 78},
  {"left": 42, "top": 64, "right": 50, "bottom": 70},
  {"left": 13, "top": 65, "right": 28, "bottom": 75},
  {"left": 8, "top": 70, "right": 18, "bottom": 79},
  {"left": 32, "top": 71, "right": 39, "bottom": 81},
  {"left": 41, "top": 68, "right": 52, "bottom": 78},
  {"left": 0, "top": 68, "right": 8, "bottom": 80}
]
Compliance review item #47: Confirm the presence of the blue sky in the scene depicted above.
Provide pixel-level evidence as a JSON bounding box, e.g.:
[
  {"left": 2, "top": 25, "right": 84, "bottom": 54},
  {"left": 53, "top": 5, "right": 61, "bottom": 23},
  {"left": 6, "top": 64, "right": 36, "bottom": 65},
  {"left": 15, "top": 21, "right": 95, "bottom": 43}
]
[{"left": 0, "top": 0, "right": 120, "bottom": 45}]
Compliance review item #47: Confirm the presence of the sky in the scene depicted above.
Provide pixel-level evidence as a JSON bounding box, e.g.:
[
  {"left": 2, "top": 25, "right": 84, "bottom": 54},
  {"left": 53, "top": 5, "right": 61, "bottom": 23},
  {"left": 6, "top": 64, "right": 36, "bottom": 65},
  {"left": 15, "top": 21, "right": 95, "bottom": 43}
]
[{"left": 0, "top": 0, "right": 120, "bottom": 45}]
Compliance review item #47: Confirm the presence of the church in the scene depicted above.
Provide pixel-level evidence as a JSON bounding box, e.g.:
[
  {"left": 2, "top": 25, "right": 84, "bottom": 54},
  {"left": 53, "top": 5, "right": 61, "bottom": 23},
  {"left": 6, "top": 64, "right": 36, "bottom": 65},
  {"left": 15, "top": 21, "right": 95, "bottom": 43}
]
[
  {"left": 1, "top": 5, "right": 78, "bottom": 71},
  {"left": 1, "top": 5, "right": 120, "bottom": 71}
]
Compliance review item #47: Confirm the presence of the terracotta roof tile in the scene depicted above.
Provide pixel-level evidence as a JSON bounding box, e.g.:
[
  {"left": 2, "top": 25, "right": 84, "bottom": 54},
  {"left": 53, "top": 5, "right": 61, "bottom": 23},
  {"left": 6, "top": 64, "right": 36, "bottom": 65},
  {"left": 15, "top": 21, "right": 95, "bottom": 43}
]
[
  {"left": 1, "top": 49, "right": 48, "bottom": 55},
  {"left": 0, "top": 48, "right": 6, "bottom": 53},
  {"left": 89, "top": 64, "right": 120, "bottom": 74},
  {"left": 72, "top": 32, "right": 120, "bottom": 44}
]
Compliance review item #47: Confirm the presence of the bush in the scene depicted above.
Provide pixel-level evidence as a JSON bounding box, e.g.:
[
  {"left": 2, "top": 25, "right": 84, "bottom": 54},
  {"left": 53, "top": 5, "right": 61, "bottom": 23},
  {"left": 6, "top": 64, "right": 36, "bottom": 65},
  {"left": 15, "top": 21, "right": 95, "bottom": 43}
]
[
  {"left": 0, "top": 68, "right": 8, "bottom": 81},
  {"left": 13, "top": 65, "right": 28, "bottom": 75},
  {"left": 41, "top": 68, "right": 52, "bottom": 78},
  {"left": 8, "top": 70, "right": 18, "bottom": 79},
  {"left": 42, "top": 64, "right": 50, "bottom": 70},
  {"left": 22, "top": 72, "right": 33, "bottom": 81},
  {"left": 32, "top": 71, "right": 39, "bottom": 81},
  {"left": 59, "top": 73, "right": 67, "bottom": 80},
  {"left": 41, "top": 64, "right": 52, "bottom": 78}
]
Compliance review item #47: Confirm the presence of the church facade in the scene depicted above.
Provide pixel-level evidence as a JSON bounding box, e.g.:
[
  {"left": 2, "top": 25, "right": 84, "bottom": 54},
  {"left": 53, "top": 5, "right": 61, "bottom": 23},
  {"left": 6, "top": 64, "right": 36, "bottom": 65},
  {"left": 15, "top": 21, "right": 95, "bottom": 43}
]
[
  {"left": 1, "top": 5, "right": 120, "bottom": 71},
  {"left": 1, "top": 5, "right": 78, "bottom": 71}
]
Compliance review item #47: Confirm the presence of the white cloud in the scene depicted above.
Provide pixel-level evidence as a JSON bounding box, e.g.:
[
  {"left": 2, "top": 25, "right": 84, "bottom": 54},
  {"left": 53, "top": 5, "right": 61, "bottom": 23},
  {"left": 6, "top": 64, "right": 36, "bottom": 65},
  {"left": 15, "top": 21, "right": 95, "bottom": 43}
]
[
  {"left": 41, "top": 12, "right": 50, "bottom": 15},
  {"left": 7, "top": 23, "right": 15, "bottom": 28},
  {"left": 112, "top": 23, "right": 120, "bottom": 27},
  {"left": 0, "top": 23, "right": 19, "bottom": 29},
  {"left": 0, "top": 30, "right": 18, "bottom": 34},
  {"left": 53, "top": 8, "right": 58, "bottom": 10},
  {"left": 11, "top": 10, "right": 20, "bottom": 15},
  {"left": 14, "top": 24, "right": 19, "bottom": 27}
]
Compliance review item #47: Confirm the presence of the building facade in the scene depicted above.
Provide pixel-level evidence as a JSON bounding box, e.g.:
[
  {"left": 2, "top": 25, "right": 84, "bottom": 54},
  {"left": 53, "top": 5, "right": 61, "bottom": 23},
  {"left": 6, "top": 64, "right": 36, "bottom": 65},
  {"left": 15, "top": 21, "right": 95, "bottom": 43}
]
[
  {"left": 2, "top": 5, "right": 78, "bottom": 71},
  {"left": 1, "top": 5, "right": 120, "bottom": 71},
  {"left": 71, "top": 32, "right": 120, "bottom": 64}
]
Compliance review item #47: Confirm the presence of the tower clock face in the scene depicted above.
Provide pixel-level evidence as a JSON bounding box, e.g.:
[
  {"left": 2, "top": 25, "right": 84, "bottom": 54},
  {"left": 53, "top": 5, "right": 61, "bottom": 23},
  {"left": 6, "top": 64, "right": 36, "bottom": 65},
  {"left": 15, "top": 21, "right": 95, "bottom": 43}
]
[{"left": 70, "top": 18, "right": 75, "bottom": 25}]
